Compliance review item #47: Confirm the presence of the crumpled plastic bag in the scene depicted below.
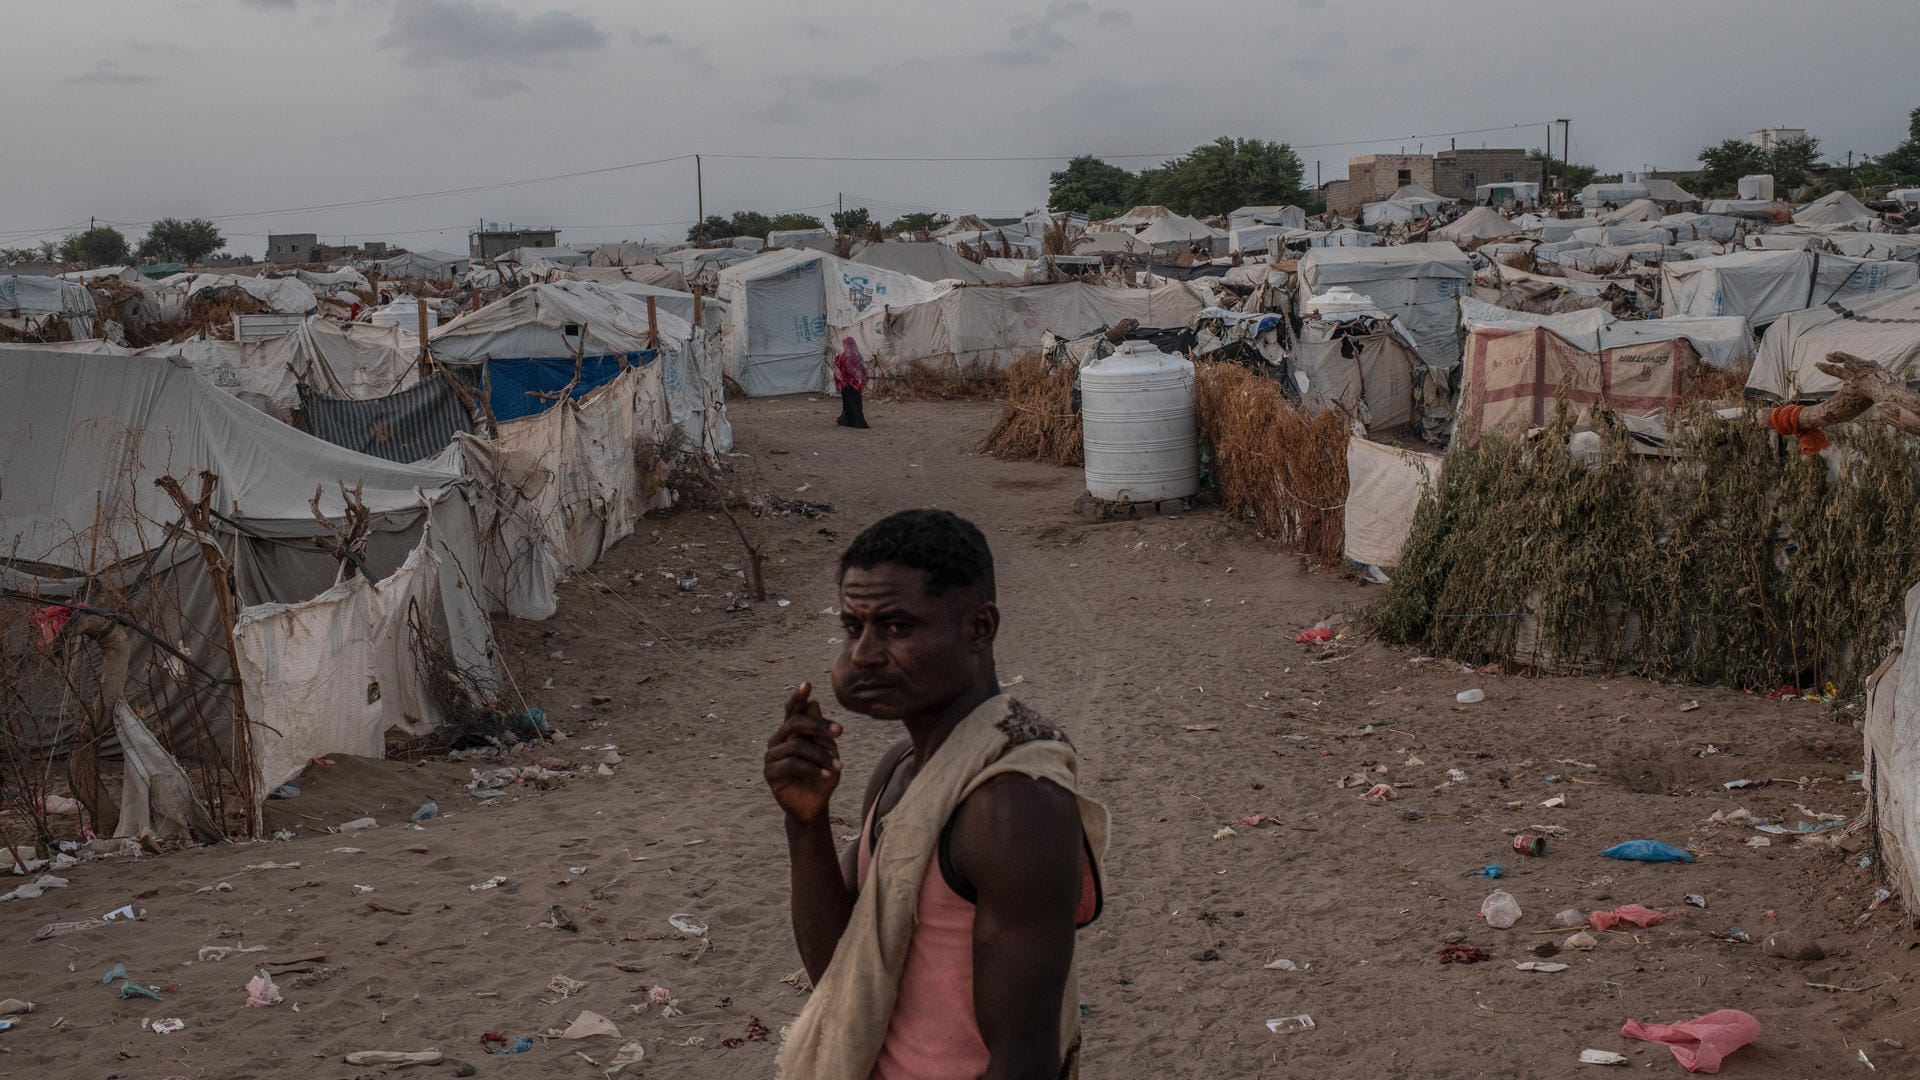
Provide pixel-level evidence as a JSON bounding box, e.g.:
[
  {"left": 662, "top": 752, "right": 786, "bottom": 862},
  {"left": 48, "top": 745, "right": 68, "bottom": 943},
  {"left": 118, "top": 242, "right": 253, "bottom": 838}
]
[
  {"left": 1621, "top": 1009, "right": 1760, "bottom": 1073},
  {"left": 1590, "top": 903, "right": 1680, "bottom": 931},
  {"left": 246, "top": 970, "right": 283, "bottom": 1008},
  {"left": 559, "top": 1010, "right": 620, "bottom": 1039},
  {"left": 1601, "top": 839, "right": 1694, "bottom": 863}
]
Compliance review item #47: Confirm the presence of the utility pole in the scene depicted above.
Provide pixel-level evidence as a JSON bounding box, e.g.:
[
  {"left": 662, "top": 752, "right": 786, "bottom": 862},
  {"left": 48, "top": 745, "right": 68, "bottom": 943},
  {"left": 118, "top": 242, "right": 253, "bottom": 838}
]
[
  {"left": 695, "top": 154, "right": 704, "bottom": 234},
  {"left": 1543, "top": 124, "right": 1552, "bottom": 194},
  {"left": 1559, "top": 118, "right": 1571, "bottom": 186},
  {"left": 838, "top": 192, "right": 844, "bottom": 218}
]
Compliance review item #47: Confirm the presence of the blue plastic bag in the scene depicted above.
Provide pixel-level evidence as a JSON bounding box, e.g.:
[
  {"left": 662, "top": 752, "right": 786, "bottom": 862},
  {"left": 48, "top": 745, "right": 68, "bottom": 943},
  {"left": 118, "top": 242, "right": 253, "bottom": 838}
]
[{"left": 1602, "top": 840, "right": 1694, "bottom": 863}]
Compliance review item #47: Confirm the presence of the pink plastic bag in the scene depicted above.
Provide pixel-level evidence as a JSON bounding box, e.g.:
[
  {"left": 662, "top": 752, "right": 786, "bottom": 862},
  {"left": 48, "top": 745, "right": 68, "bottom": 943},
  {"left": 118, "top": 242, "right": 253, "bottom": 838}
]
[
  {"left": 1621, "top": 1009, "right": 1759, "bottom": 1073},
  {"left": 1590, "top": 903, "right": 1679, "bottom": 931}
]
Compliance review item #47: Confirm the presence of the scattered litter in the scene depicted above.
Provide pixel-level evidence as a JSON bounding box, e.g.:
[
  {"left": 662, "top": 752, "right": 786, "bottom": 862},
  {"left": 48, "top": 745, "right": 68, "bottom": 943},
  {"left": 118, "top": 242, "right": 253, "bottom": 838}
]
[
  {"left": 1679, "top": 700, "right": 1700, "bottom": 712},
  {"left": 332, "top": 847, "right": 365, "bottom": 855},
  {"left": 481, "top": 1033, "right": 534, "bottom": 1055},
  {"left": 337, "top": 817, "right": 377, "bottom": 833},
  {"left": 1265, "top": 1014, "right": 1315, "bottom": 1034},
  {"left": 410, "top": 801, "right": 438, "bottom": 822},
  {"left": 468, "top": 875, "right": 509, "bottom": 892},
  {"left": 1565, "top": 932, "right": 1598, "bottom": 951},
  {"left": 1621, "top": 1009, "right": 1760, "bottom": 1073},
  {"left": 1579, "top": 1048, "right": 1629, "bottom": 1066},
  {"left": 669, "top": 914, "right": 709, "bottom": 937},
  {"left": 1540, "top": 795, "right": 1568, "bottom": 809},
  {"left": 1555, "top": 759, "right": 1598, "bottom": 769},
  {"left": 1685, "top": 894, "right": 1708, "bottom": 909},
  {"left": 352, "top": 885, "right": 375, "bottom": 894},
  {"left": 33, "top": 919, "right": 106, "bottom": 940},
  {"left": 1707, "top": 808, "right": 1754, "bottom": 825},
  {"left": 1590, "top": 905, "right": 1679, "bottom": 931},
  {"left": 1232, "top": 814, "right": 1281, "bottom": 828},
  {"left": 721, "top": 1016, "right": 770, "bottom": 1048},
  {"left": 1860, "top": 1048, "right": 1877, "bottom": 1072},
  {"left": 101, "top": 962, "right": 127, "bottom": 985},
  {"left": 1552, "top": 908, "right": 1588, "bottom": 928},
  {"left": 1456, "top": 688, "right": 1485, "bottom": 704},
  {"left": 568, "top": 866, "right": 588, "bottom": 875},
  {"left": 197, "top": 944, "right": 267, "bottom": 962},
  {"left": 1746, "top": 836, "right": 1771, "bottom": 848},
  {"left": 547, "top": 974, "right": 588, "bottom": 999},
  {"left": 1446, "top": 768, "right": 1469, "bottom": 783},
  {"left": 121, "top": 982, "right": 161, "bottom": 1001},
  {"left": 1294, "top": 627, "right": 1334, "bottom": 644},
  {"left": 343, "top": 1050, "right": 442, "bottom": 1067},
  {"left": 1601, "top": 840, "right": 1693, "bottom": 863},
  {"left": 540, "top": 906, "right": 578, "bottom": 933},
  {"left": 558, "top": 1010, "right": 621, "bottom": 1040},
  {"left": 1514, "top": 961, "right": 1569, "bottom": 973},
  {"left": 1480, "top": 889, "right": 1521, "bottom": 929},
  {"left": 1211, "top": 827, "right": 1237, "bottom": 840},
  {"left": 1263, "top": 958, "right": 1299, "bottom": 971},
  {"left": 1, "top": 875, "right": 69, "bottom": 902},
  {"left": 607, "top": 1040, "right": 646, "bottom": 1073},
  {"left": 1436, "top": 945, "right": 1490, "bottom": 964},
  {"left": 103, "top": 904, "right": 143, "bottom": 921},
  {"left": 241, "top": 861, "right": 300, "bottom": 873},
  {"left": 1722, "top": 778, "right": 1768, "bottom": 790},
  {"left": 246, "top": 970, "right": 283, "bottom": 1008},
  {"left": 1711, "top": 928, "right": 1753, "bottom": 945},
  {"left": 0, "top": 999, "right": 34, "bottom": 1016},
  {"left": 1462, "top": 864, "right": 1503, "bottom": 879},
  {"left": 1361, "top": 784, "right": 1394, "bottom": 804},
  {"left": 150, "top": 1018, "right": 185, "bottom": 1035},
  {"left": 269, "top": 783, "right": 300, "bottom": 799}
]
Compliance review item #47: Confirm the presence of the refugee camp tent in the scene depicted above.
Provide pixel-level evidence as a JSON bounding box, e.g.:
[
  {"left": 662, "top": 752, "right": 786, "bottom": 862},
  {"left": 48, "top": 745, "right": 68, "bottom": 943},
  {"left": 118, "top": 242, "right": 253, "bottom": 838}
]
[
  {"left": 1297, "top": 228, "right": 1378, "bottom": 248},
  {"left": 1229, "top": 224, "right": 1292, "bottom": 254},
  {"left": 295, "top": 268, "right": 371, "bottom": 291},
  {"left": 1571, "top": 223, "right": 1674, "bottom": 246},
  {"left": 1704, "top": 198, "right": 1783, "bottom": 219},
  {"left": 1658, "top": 213, "right": 1746, "bottom": 243},
  {"left": 1580, "top": 182, "right": 1649, "bottom": 210},
  {"left": 1461, "top": 297, "right": 1753, "bottom": 369},
  {"left": 1889, "top": 188, "right": 1920, "bottom": 209},
  {"left": 662, "top": 246, "right": 754, "bottom": 274},
  {"left": 848, "top": 281, "right": 1206, "bottom": 378},
  {"left": 1865, "top": 582, "right": 1920, "bottom": 909},
  {"left": 1794, "top": 190, "right": 1877, "bottom": 229},
  {"left": 1074, "top": 231, "right": 1143, "bottom": 256},
  {"left": 1660, "top": 248, "right": 1917, "bottom": 329},
  {"left": 377, "top": 249, "right": 469, "bottom": 279},
  {"left": 1599, "top": 199, "right": 1664, "bottom": 224},
  {"left": 0, "top": 349, "right": 494, "bottom": 821},
  {"left": 1641, "top": 179, "right": 1699, "bottom": 206},
  {"left": 1291, "top": 291, "right": 1427, "bottom": 435},
  {"left": 1459, "top": 317, "right": 1701, "bottom": 438},
  {"left": 1344, "top": 438, "right": 1444, "bottom": 571},
  {"left": 1297, "top": 243, "right": 1473, "bottom": 368},
  {"left": 587, "top": 242, "right": 662, "bottom": 268},
  {"left": 716, "top": 248, "right": 948, "bottom": 395},
  {"left": 1435, "top": 207, "right": 1525, "bottom": 245},
  {"left": 1745, "top": 285, "right": 1920, "bottom": 401},
  {"left": 1107, "top": 205, "right": 1178, "bottom": 230},
  {"left": 496, "top": 247, "right": 588, "bottom": 267},
  {"left": 1361, "top": 184, "right": 1448, "bottom": 226},
  {"left": 849, "top": 241, "right": 1018, "bottom": 284},
  {"left": 159, "top": 273, "right": 318, "bottom": 316},
  {"left": 1825, "top": 232, "right": 1920, "bottom": 265},
  {"left": 0, "top": 274, "right": 97, "bottom": 338},
  {"left": 1229, "top": 205, "right": 1307, "bottom": 231},
  {"left": 767, "top": 228, "right": 834, "bottom": 252},
  {"left": 1475, "top": 181, "right": 1541, "bottom": 208},
  {"left": 1133, "top": 213, "right": 1224, "bottom": 256}
]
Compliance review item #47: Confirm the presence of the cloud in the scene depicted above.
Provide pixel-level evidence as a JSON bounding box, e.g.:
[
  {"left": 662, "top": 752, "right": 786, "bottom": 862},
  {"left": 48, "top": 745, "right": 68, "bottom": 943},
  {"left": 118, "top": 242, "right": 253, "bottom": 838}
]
[
  {"left": 380, "top": 0, "right": 608, "bottom": 65},
  {"left": 982, "top": 0, "right": 1094, "bottom": 66},
  {"left": 72, "top": 61, "right": 157, "bottom": 86},
  {"left": 1383, "top": 43, "right": 1424, "bottom": 62},
  {"left": 1296, "top": 0, "right": 1327, "bottom": 7},
  {"left": 240, "top": 0, "right": 298, "bottom": 8},
  {"left": 1279, "top": 28, "right": 1347, "bottom": 72},
  {"left": 758, "top": 72, "right": 884, "bottom": 125},
  {"left": 1095, "top": 9, "right": 1133, "bottom": 24}
]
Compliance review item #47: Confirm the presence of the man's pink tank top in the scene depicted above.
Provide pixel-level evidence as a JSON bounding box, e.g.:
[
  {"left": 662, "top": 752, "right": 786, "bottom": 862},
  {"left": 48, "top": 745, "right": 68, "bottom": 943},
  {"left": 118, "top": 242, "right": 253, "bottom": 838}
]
[{"left": 856, "top": 800, "right": 992, "bottom": 1080}]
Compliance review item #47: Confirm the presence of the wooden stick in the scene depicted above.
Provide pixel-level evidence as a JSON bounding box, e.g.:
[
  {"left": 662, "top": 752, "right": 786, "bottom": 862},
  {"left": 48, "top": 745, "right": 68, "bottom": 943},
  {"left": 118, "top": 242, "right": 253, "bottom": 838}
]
[{"left": 646, "top": 295, "right": 659, "bottom": 349}]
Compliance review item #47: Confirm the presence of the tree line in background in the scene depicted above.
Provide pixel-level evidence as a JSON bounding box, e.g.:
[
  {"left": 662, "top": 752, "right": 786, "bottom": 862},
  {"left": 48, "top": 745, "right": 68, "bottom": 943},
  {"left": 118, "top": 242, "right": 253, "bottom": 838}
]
[
  {"left": 1696, "top": 107, "right": 1920, "bottom": 196},
  {"left": 685, "top": 207, "right": 952, "bottom": 243},
  {"left": 2, "top": 217, "right": 226, "bottom": 267},
  {"left": 1047, "top": 137, "right": 1315, "bottom": 220}
]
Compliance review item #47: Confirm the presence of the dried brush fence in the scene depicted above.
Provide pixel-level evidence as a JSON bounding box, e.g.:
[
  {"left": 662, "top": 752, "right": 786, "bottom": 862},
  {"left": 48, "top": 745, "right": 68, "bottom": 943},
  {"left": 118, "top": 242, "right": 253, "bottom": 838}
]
[
  {"left": 1373, "top": 404, "right": 1920, "bottom": 696},
  {"left": 981, "top": 355, "right": 1083, "bottom": 466},
  {"left": 874, "top": 358, "right": 1007, "bottom": 402},
  {"left": 1193, "top": 362, "right": 1351, "bottom": 566}
]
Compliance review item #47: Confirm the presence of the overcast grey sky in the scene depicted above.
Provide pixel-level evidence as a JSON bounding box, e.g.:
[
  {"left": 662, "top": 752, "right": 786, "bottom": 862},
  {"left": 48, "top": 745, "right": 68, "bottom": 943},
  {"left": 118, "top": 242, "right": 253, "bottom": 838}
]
[{"left": 5, "top": 0, "right": 1913, "bottom": 256}]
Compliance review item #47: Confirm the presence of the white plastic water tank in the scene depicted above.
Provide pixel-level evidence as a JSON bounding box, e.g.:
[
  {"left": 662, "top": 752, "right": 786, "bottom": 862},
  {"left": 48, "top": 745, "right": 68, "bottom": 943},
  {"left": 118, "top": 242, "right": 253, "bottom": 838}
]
[
  {"left": 1738, "top": 174, "right": 1775, "bottom": 202},
  {"left": 370, "top": 297, "right": 437, "bottom": 331},
  {"left": 1080, "top": 340, "right": 1199, "bottom": 502}
]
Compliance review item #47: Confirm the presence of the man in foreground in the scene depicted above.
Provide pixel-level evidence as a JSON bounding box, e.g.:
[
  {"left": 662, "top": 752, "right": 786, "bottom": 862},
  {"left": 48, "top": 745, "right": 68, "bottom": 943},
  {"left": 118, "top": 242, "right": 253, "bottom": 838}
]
[{"left": 766, "top": 509, "right": 1107, "bottom": 1080}]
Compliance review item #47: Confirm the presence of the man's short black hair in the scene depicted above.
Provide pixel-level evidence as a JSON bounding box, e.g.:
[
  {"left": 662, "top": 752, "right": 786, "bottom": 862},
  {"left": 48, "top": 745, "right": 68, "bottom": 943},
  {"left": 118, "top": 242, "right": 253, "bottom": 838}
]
[{"left": 840, "top": 509, "right": 995, "bottom": 601}]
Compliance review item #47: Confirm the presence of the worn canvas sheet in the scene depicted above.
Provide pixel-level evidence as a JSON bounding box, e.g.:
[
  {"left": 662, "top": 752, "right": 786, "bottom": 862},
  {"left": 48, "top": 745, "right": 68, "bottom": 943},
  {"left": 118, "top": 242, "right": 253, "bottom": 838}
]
[
  {"left": 1461, "top": 326, "right": 1690, "bottom": 438},
  {"left": 1863, "top": 583, "right": 1920, "bottom": 908},
  {"left": 1343, "top": 438, "right": 1443, "bottom": 569},
  {"left": 851, "top": 282, "right": 1206, "bottom": 377},
  {"left": 1661, "top": 249, "right": 1916, "bottom": 328},
  {"left": 1299, "top": 243, "right": 1473, "bottom": 369},
  {"left": 300, "top": 371, "right": 476, "bottom": 463}
]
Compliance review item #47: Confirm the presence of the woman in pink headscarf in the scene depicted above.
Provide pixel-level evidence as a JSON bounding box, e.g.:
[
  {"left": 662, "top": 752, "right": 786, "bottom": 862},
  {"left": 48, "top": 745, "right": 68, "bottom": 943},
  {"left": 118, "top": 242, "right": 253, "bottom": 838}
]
[{"left": 832, "top": 336, "right": 871, "bottom": 429}]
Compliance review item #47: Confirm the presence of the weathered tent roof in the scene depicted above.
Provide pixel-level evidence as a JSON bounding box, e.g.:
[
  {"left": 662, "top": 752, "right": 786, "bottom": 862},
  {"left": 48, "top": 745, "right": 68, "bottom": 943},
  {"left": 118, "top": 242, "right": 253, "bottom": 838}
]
[
  {"left": 1794, "top": 190, "right": 1876, "bottom": 228},
  {"left": 1133, "top": 213, "right": 1222, "bottom": 246},
  {"left": 1434, "top": 207, "right": 1525, "bottom": 244},
  {"left": 1642, "top": 178, "right": 1699, "bottom": 205},
  {"left": 848, "top": 242, "right": 1018, "bottom": 284},
  {"left": 1297, "top": 242, "right": 1473, "bottom": 285},
  {"left": 1599, "top": 199, "right": 1664, "bottom": 224},
  {"left": 1228, "top": 205, "right": 1307, "bottom": 231},
  {"left": 1660, "top": 248, "right": 1918, "bottom": 328},
  {"left": 1747, "top": 285, "right": 1920, "bottom": 400}
]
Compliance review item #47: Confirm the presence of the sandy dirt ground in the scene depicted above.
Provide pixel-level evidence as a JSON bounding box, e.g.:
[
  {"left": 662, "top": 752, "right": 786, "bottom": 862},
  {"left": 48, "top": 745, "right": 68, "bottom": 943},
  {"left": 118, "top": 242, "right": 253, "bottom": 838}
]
[{"left": 3, "top": 396, "right": 1917, "bottom": 1079}]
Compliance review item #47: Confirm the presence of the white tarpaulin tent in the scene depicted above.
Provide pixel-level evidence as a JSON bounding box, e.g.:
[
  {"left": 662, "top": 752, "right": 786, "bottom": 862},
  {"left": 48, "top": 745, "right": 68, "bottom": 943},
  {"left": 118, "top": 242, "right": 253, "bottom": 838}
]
[
  {"left": 1476, "top": 181, "right": 1541, "bottom": 206},
  {"left": 497, "top": 247, "right": 587, "bottom": 267},
  {"left": 717, "top": 248, "right": 948, "bottom": 395},
  {"left": 767, "top": 228, "right": 834, "bottom": 252},
  {"left": 1229, "top": 224, "right": 1292, "bottom": 254},
  {"left": 1580, "top": 182, "right": 1648, "bottom": 209},
  {"left": 1660, "top": 249, "right": 1917, "bottom": 329},
  {"left": 1598, "top": 199, "right": 1664, "bottom": 224},
  {"left": 849, "top": 242, "right": 1017, "bottom": 284},
  {"left": 156, "top": 273, "right": 318, "bottom": 316},
  {"left": 1229, "top": 205, "right": 1307, "bottom": 231},
  {"left": 1794, "top": 190, "right": 1877, "bottom": 229},
  {"left": 850, "top": 281, "right": 1206, "bottom": 377},
  {"left": 0, "top": 349, "right": 493, "bottom": 818},
  {"left": 1434, "top": 207, "right": 1524, "bottom": 245},
  {"left": 1133, "top": 213, "right": 1224, "bottom": 255},
  {"left": 377, "top": 249, "right": 469, "bottom": 279},
  {"left": 0, "top": 274, "right": 97, "bottom": 338},
  {"left": 1298, "top": 243, "right": 1473, "bottom": 368},
  {"left": 1461, "top": 297, "right": 1754, "bottom": 370},
  {"left": 1745, "top": 285, "right": 1920, "bottom": 401},
  {"left": 1658, "top": 213, "right": 1746, "bottom": 243},
  {"left": 1361, "top": 185, "right": 1447, "bottom": 226},
  {"left": 587, "top": 242, "right": 662, "bottom": 268}
]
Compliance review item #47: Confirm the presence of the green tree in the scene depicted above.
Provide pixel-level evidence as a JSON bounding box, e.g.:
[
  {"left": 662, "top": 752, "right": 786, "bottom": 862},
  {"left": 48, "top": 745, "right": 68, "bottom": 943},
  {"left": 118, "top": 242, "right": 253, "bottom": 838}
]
[
  {"left": 1524, "top": 149, "right": 1598, "bottom": 192},
  {"left": 1765, "top": 135, "right": 1822, "bottom": 192},
  {"left": 768, "top": 212, "right": 825, "bottom": 232},
  {"left": 1697, "top": 139, "right": 1769, "bottom": 196},
  {"left": 1135, "top": 137, "right": 1308, "bottom": 218},
  {"left": 137, "top": 217, "right": 225, "bottom": 263},
  {"left": 1867, "top": 107, "right": 1920, "bottom": 185},
  {"left": 686, "top": 210, "right": 778, "bottom": 243},
  {"left": 1047, "top": 155, "right": 1140, "bottom": 220},
  {"left": 831, "top": 206, "right": 872, "bottom": 234},
  {"left": 885, "top": 212, "right": 951, "bottom": 234},
  {"left": 58, "top": 225, "right": 131, "bottom": 266}
]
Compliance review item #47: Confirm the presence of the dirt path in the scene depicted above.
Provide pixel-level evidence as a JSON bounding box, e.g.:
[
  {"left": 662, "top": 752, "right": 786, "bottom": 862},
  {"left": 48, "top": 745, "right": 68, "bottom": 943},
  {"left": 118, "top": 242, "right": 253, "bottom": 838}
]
[{"left": 2, "top": 396, "right": 1914, "bottom": 1078}]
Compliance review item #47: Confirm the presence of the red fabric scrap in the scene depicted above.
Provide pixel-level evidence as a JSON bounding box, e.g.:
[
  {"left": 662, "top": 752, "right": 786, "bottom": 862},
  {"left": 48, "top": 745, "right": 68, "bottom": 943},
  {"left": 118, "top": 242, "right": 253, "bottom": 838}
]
[
  {"left": 1294, "top": 627, "right": 1334, "bottom": 644},
  {"left": 1768, "top": 404, "right": 1831, "bottom": 456},
  {"left": 1621, "top": 1009, "right": 1760, "bottom": 1073},
  {"left": 1590, "top": 904, "right": 1680, "bottom": 932},
  {"left": 1435, "top": 944, "right": 1490, "bottom": 964},
  {"left": 30, "top": 604, "right": 75, "bottom": 651}
]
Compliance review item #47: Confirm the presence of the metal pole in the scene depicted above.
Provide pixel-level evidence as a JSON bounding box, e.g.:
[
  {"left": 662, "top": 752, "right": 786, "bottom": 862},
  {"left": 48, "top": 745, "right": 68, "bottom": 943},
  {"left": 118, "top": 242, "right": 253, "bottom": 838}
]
[{"left": 695, "top": 154, "right": 704, "bottom": 233}]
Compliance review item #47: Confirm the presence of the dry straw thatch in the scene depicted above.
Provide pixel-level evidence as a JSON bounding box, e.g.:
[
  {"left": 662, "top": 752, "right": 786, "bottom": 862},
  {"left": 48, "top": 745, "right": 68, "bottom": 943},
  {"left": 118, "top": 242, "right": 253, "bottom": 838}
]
[
  {"left": 981, "top": 355, "right": 1083, "bottom": 466},
  {"left": 1193, "top": 362, "right": 1350, "bottom": 566},
  {"left": 1374, "top": 403, "right": 1920, "bottom": 695}
]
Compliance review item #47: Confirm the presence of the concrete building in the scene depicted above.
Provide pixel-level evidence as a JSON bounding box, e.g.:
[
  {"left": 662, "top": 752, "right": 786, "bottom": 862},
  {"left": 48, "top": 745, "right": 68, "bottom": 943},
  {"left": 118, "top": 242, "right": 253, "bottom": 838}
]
[
  {"left": 1433, "top": 148, "right": 1535, "bottom": 201},
  {"left": 266, "top": 233, "right": 319, "bottom": 264},
  {"left": 1748, "top": 128, "right": 1808, "bottom": 149},
  {"left": 470, "top": 226, "right": 560, "bottom": 261},
  {"left": 1327, "top": 154, "right": 1435, "bottom": 217}
]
